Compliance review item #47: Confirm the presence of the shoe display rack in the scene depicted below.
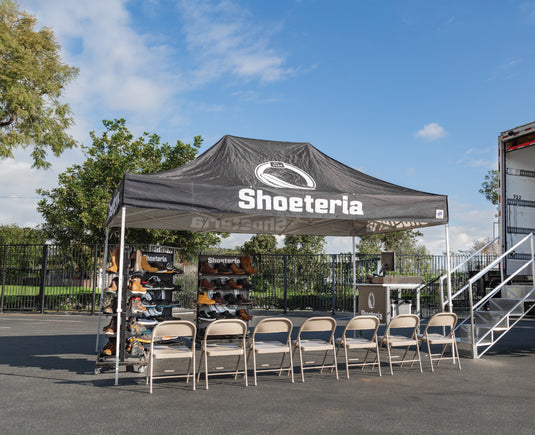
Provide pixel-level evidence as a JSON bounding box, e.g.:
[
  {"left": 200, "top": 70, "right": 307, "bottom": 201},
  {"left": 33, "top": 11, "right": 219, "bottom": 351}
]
[
  {"left": 196, "top": 254, "right": 257, "bottom": 338},
  {"left": 95, "top": 247, "right": 186, "bottom": 374}
]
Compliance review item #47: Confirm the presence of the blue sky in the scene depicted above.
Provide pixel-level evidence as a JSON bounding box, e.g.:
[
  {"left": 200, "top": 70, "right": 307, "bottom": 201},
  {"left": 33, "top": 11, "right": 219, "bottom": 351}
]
[{"left": 3, "top": 0, "right": 533, "bottom": 253}]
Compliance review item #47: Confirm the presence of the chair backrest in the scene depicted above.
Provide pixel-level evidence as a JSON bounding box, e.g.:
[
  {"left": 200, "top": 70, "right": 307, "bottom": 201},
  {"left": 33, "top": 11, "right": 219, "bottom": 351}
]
[
  {"left": 205, "top": 319, "right": 247, "bottom": 338},
  {"left": 253, "top": 317, "right": 293, "bottom": 336},
  {"left": 426, "top": 312, "right": 457, "bottom": 329},
  {"left": 298, "top": 317, "right": 336, "bottom": 335},
  {"left": 385, "top": 314, "right": 419, "bottom": 332},
  {"left": 152, "top": 320, "right": 196, "bottom": 341},
  {"left": 344, "top": 315, "right": 380, "bottom": 335}
]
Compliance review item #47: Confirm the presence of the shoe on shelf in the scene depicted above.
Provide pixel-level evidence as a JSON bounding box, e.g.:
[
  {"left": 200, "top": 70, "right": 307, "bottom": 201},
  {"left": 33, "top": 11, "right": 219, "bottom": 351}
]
[
  {"left": 103, "top": 318, "right": 117, "bottom": 335},
  {"left": 236, "top": 278, "right": 253, "bottom": 290},
  {"left": 237, "top": 309, "right": 253, "bottom": 321},
  {"left": 240, "top": 256, "right": 258, "bottom": 274},
  {"left": 102, "top": 297, "right": 117, "bottom": 314},
  {"left": 212, "top": 292, "right": 227, "bottom": 305},
  {"left": 102, "top": 339, "right": 116, "bottom": 356},
  {"left": 230, "top": 261, "right": 245, "bottom": 274},
  {"left": 128, "top": 296, "right": 145, "bottom": 314},
  {"left": 199, "top": 278, "right": 214, "bottom": 290},
  {"left": 211, "top": 278, "right": 227, "bottom": 289},
  {"left": 129, "top": 277, "right": 146, "bottom": 294},
  {"left": 226, "top": 278, "right": 242, "bottom": 289},
  {"left": 216, "top": 263, "right": 232, "bottom": 274},
  {"left": 224, "top": 292, "right": 239, "bottom": 305},
  {"left": 104, "top": 277, "right": 118, "bottom": 293},
  {"left": 126, "top": 337, "right": 145, "bottom": 357},
  {"left": 198, "top": 311, "right": 217, "bottom": 322},
  {"left": 141, "top": 254, "right": 159, "bottom": 273},
  {"left": 236, "top": 294, "right": 252, "bottom": 305},
  {"left": 200, "top": 260, "right": 218, "bottom": 274},
  {"left": 106, "top": 247, "right": 120, "bottom": 273},
  {"left": 128, "top": 318, "right": 147, "bottom": 335},
  {"left": 197, "top": 291, "right": 216, "bottom": 305}
]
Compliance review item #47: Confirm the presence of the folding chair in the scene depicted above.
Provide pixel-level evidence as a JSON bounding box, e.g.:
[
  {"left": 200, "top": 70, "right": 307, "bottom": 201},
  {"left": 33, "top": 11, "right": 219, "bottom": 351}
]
[
  {"left": 247, "top": 317, "right": 294, "bottom": 385},
  {"left": 146, "top": 320, "right": 196, "bottom": 393},
  {"left": 380, "top": 314, "right": 422, "bottom": 375},
  {"left": 292, "top": 317, "right": 338, "bottom": 382},
  {"left": 419, "top": 312, "right": 461, "bottom": 372},
  {"left": 197, "top": 319, "right": 248, "bottom": 390},
  {"left": 335, "top": 315, "right": 381, "bottom": 379}
]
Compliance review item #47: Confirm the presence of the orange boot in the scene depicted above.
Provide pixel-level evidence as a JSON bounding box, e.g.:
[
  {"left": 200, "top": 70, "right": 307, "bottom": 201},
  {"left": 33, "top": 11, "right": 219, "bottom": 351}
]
[
  {"left": 141, "top": 255, "right": 158, "bottom": 272},
  {"left": 240, "top": 256, "right": 257, "bottom": 274},
  {"left": 106, "top": 247, "right": 119, "bottom": 273},
  {"left": 129, "top": 277, "right": 146, "bottom": 294}
]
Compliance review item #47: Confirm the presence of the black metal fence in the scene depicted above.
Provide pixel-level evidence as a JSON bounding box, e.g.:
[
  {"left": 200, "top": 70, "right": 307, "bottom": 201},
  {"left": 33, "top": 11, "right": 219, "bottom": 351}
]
[{"left": 0, "top": 244, "right": 498, "bottom": 318}]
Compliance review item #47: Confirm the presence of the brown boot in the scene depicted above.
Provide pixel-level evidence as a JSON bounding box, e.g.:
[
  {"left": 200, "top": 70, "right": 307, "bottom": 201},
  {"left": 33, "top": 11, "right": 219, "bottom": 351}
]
[
  {"left": 104, "top": 277, "right": 118, "bottom": 293},
  {"left": 103, "top": 318, "right": 116, "bottom": 335},
  {"left": 141, "top": 255, "right": 158, "bottom": 272},
  {"left": 227, "top": 278, "right": 242, "bottom": 289},
  {"left": 129, "top": 277, "right": 146, "bottom": 294},
  {"left": 102, "top": 339, "right": 116, "bottom": 356},
  {"left": 106, "top": 247, "right": 119, "bottom": 273},
  {"left": 199, "top": 278, "right": 214, "bottom": 290},
  {"left": 230, "top": 262, "right": 245, "bottom": 274},
  {"left": 200, "top": 260, "right": 218, "bottom": 274},
  {"left": 240, "top": 256, "right": 258, "bottom": 274}
]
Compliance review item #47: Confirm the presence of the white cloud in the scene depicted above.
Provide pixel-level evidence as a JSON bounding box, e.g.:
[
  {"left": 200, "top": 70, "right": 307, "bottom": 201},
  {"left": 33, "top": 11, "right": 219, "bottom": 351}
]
[{"left": 415, "top": 122, "right": 447, "bottom": 141}]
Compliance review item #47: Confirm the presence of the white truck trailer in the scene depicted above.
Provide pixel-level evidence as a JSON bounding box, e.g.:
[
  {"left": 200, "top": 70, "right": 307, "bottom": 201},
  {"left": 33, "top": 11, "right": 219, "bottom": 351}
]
[{"left": 498, "top": 121, "right": 535, "bottom": 275}]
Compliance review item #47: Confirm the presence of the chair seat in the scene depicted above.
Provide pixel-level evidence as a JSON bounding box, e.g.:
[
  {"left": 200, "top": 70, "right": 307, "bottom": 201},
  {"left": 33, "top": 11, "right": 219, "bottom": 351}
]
[
  {"left": 419, "top": 333, "right": 454, "bottom": 344},
  {"left": 153, "top": 345, "right": 193, "bottom": 359},
  {"left": 383, "top": 334, "right": 418, "bottom": 347},
  {"left": 205, "top": 342, "right": 244, "bottom": 356},
  {"left": 336, "top": 337, "right": 376, "bottom": 349},
  {"left": 253, "top": 341, "right": 291, "bottom": 354},
  {"left": 293, "top": 338, "right": 333, "bottom": 352}
]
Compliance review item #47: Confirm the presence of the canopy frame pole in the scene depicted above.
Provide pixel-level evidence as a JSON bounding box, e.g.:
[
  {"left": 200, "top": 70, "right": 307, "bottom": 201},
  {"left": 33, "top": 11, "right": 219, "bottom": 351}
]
[
  {"left": 352, "top": 236, "right": 356, "bottom": 318},
  {"left": 114, "top": 206, "right": 127, "bottom": 386},
  {"left": 95, "top": 228, "right": 110, "bottom": 353},
  {"left": 445, "top": 224, "right": 453, "bottom": 312}
]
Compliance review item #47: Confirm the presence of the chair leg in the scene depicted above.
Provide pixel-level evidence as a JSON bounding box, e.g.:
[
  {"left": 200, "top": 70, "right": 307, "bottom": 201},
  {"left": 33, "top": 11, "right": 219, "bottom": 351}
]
[
  {"left": 386, "top": 343, "right": 394, "bottom": 375},
  {"left": 375, "top": 343, "right": 382, "bottom": 376},
  {"left": 191, "top": 353, "right": 196, "bottom": 391},
  {"left": 278, "top": 353, "right": 286, "bottom": 376},
  {"left": 204, "top": 350, "right": 209, "bottom": 390},
  {"left": 332, "top": 344, "right": 338, "bottom": 380},
  {"left": 196, "top": 350, "right": 204, "bottom": 383},
  {"left": 298, "top": 346, "right": 305, "bottom": 383},
  {"left": 234, "top": 354, "right": 241, "bottom": 380},
  {"left": 454, "top": 341, "right": 462, "bottom": 370},
  {"left": 243, "top": 348, "right": 248, "bottom": 387},
  {"left": 427, "top": 341, "right": 435, "bottom": 373},
  {"left": 288, "top": 348, "right": 295, "bottom": 383},
  {"left": 415, "top": 341, "right": 423, "bottom": 373},
  {"left": 344, "top": 346, "right": 350, "bottom": 379},
  {"left": 320, "top": 349, "right": 329, "bottom": 373},
  {"left": 250, "top": 348, "right": 257, "bottom": 386}
]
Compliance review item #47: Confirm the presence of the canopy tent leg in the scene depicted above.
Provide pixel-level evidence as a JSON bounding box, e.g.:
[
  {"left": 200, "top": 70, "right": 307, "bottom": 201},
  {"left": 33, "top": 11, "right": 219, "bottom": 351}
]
[
  {"left": 95, "top": 228, "right": 110, "bottom": 353},
  {"left": 445, "top": 224, "right": 453, "bottom": 312},
  {"left": 352, "top": 236, "right": 356, "bottom": 318},
  {"left": 115, "top": 206, "right": 127, "bottom": 386}
]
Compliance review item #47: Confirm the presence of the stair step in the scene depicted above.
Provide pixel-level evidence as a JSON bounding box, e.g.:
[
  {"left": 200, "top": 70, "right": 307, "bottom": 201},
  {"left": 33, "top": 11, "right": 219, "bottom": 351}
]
[
  {"left": 474, "top": 311, "right": 509, "bottom": 328},
  {"left": 502, "top": 285, "right": 535, "bottom": 300},
  {"left": 489, "top": 298, "right": 525, "bottom": 314}
]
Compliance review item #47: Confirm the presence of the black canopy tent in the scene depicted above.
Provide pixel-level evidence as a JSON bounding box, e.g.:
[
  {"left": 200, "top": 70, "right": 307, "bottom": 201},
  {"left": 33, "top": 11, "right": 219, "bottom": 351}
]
[{"left": 103, "top": 135, "right": 452, "bottom": 384}]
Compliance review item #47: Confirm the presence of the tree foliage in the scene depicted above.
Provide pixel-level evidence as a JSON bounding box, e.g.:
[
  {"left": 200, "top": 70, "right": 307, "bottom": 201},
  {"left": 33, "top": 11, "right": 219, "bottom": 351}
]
[
  {"left": 241, "top": 234, "right": 278, "bottom": 254},
  {"left": 479, "top": 169, "right": 498, "bottom": 207},
  {"left": 36, "top": 118, "right": 224, "bottom": 252},
  {"left": 0, "top": 0, "right": 79, "bottom": 168},
  {"left": 356, "top": 230, "right": 429, "bottom": 255},
  {"left": 0, "top": 223, "right": 47, "bottom": 244},
  {"left": 282, "top": 235, "right": 325, "bottom": 254}
]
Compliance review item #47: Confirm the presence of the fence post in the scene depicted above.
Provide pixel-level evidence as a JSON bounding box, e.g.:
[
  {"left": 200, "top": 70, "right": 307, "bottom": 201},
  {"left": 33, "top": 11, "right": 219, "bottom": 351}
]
[
  {"left": 283, "top": 255, "right": 288, "bottom": 314},
  {"left": 91, "top": 244, "right": 99, "bottom": 315},
  {"left": 331, "top": 255, "right": 336, "bottom": 315},
  {"left": 39, "top": 244, "right": 49, "bottom": 314},
  {"left": 1, "top": 245, "right": 7, "bottom": 313}
]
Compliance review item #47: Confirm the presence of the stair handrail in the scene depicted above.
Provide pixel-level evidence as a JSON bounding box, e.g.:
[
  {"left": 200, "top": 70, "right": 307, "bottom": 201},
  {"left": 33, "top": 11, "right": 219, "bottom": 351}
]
[{"left": 440, "top": 236, "right": 499, "bottom": 310}]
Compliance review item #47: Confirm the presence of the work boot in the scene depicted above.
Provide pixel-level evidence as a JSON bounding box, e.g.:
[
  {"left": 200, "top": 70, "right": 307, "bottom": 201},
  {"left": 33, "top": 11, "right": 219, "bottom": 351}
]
[
  {"left": 230, "top": 262, "right": 245, "bottom": 274},
  {"left": 200, "top": 260, "right": 218, "bottom": 274},
  {"left": 104, "top": 277, "right": 118, "bottom": 293},
  {"left": 236, "top": 278, "right": 253, "bottom": 290},
  {"left": 141, "top": 254, "right": 158, "bottom": 273},
  {"left": 216, "top": 263, "right": 232, "bottom": 274},
  {"left": 240, "top": 256, "right": 258, "bottom": 274},
  {"left": 211, "top": 278, "right": 227, "bottom": 289},
  {"left": 128, "top": 296, "right": 145, "bottom": 315},
  {"left": 226, "top": 278, "right": 242, "bottom": 289},
  {"left": 237, "top": 309, "right": 253, "bottom": 321},
  {"left": 102, "top": 297, "right": 117, "bottom": 314},
  {"left": 224, "top": 292, "right": 239, "bottom": 305},
  {"left": 212, "top": 292, "right": 227, "bottom": 305},
  {"left": 106, "top": 247, "right": 119, "bottom": 273},
  {"left": 126, "top": 337, "right": 145, "bottom": 356},
  {"left": 102, "top": 339, "right": 116, "bottom": 356},
  {"left": 103, "top": 318, "right": 116, "bottom": 335},
  {"left": 199, "top": 278, "right": 214, "bottom": 290},
  {"left": 129, "top": 277, "right": 146, "bottom": 294},
  {"left": 197, "top": 291, "right": 216, "bottom": 305},
  {"left": 128, "top": 318, "right": 147, "bottom": 335},
  {"left": 236, "top": 293, "right": 252, "bottom": 305}
]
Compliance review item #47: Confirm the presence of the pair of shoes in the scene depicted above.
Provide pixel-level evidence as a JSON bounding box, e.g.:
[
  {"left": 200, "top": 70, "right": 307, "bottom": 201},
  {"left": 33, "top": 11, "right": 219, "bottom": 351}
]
[
  {"left": 224, "top": 293, "right": 239, "bottom": 305},
  {"left": 216, "top": 263, "right": 232, "bottom": 274},
  {"left": 106, "top": 247, "right": 120, "bottom": 273},
  {"left": 197, "top": 291, "right": 215, "bottom": 305},
  {"left": 236, "top": 294, "right": 252, "bottom": 305},
  {"left": 236, "top": 278, "right": 253, "bottom": 289},
  {"left": 129, "top": 277, "right": 146, "bottom": 294},
  {"left": 103, "top": 318, "right": 116, "bottom": 335},
  {"left": 102, "top": 339, "right": 116, "bottom": 356},
  {"left": 212, "top": 292, "right": 227, "bottom": 305},
  {"left": 230, "top": 262, "right": 245, "bottom": 274},
  {"left": 200, "top": 260, "right": 218, "bottom": 274},
  {"left": 104, "top": 277, "right": 118, "bottom": 293},
  {"left": 240, "top": 256, "right": 258, "bottom": 274},
  {"left": 227, "top": 278, "right": 242, "bottom": 289},
  {"left": 198, "top": 311, "right": 217, "bottom": 322},
  {"left": 237, "top": 309, "right": 253, "bottom": 321}
]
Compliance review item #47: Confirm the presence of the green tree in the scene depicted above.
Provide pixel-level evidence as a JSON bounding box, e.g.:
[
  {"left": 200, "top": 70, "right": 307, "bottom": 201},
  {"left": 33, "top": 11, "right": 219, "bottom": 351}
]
[
  {"left": 241, "top": 234, "right": 278, "bottom": 254},
  {"left": 282, "top": 235, "right": 325, "bottom": 254},
  {"left": 36, "top": 118, "right": 224, "bottom": 253},
  {"left": 0, "top": 0, "right": 79, "bottom": 168},
  {"left": 356, "top": 230, "right": 429, "bottom": 255},
  {"left": 479, "top": 169, "right": 498, "bottom": 206},
  {"left": 0, "top": 223, "right": 47, "bottom": 244}
]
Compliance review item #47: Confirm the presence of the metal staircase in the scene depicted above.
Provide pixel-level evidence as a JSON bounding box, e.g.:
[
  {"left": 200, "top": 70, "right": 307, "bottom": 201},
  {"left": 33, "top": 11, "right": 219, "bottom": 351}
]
[{"left": 441, "top": 233, "right": 535, "bottom": 359}]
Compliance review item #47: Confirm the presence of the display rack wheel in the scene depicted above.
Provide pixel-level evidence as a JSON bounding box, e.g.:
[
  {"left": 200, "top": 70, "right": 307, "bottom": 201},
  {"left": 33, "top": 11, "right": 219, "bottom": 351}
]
[
  {"left": 94, "top": 368, "right": 101, "bottom": 375},
  {"left": 137, "top": 365, "right": 147, "bottom": 374}
]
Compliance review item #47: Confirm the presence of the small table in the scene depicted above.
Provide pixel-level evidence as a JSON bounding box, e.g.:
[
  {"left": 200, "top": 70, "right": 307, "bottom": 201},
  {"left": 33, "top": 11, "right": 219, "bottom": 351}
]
[{"left": 357, "top": 282, "right": 422, "bottom": 324}]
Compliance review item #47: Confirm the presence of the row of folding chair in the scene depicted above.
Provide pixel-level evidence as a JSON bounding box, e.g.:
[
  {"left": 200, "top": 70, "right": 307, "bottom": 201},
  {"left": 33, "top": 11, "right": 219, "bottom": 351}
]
[{"left": 145, "top": 312, "right": 461, "bottom": 393}]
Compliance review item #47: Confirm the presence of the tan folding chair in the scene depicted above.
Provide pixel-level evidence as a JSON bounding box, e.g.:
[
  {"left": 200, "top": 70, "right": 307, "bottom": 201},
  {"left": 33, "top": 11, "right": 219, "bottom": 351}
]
[
  {"left": 292, "top": 316, "right": 338, "bottom": 382},
  {"left": 146, "top": 320, "right": 197, "bottom": 393},
  {"left": 247, "top": 317, "right": 294, "bottom": 385},
  {"left": 380, "top": 314, "right": 422, "bottom": 375},
  {"left": 419, "top": 312, "right": 461, "bottom": 372},
  {"left": 197, "top": 319, "right": 248, "bottom": 390},
  {"left": 335, "top": 315, "right": 381, "bottom": 379}
]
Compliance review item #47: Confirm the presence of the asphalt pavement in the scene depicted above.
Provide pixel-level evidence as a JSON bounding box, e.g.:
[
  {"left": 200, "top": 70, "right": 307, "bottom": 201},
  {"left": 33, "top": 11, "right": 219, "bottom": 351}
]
[{"left": 0, "top": 311, "right": 534, "bottom": 434}]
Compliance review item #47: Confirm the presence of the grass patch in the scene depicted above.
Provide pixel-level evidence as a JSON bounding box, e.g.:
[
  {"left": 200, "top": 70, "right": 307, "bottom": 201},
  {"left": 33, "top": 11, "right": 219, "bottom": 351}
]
[{"left": 0, "top": 285, "right": 101, "bottom": 296}]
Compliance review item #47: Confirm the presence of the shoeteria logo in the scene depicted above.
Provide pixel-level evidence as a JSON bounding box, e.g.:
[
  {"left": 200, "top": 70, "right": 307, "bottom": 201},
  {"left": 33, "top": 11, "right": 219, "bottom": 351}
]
[
  {"left": 238, "top": 161, "right": 364, "bottom": 216},
  {"left": 255, "top": 161, "right": 316, "bottom": 190}
]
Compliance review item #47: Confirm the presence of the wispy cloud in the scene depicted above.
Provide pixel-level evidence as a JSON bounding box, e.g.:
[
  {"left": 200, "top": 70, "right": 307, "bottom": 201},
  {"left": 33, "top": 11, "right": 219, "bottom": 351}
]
[{"left": 415, "top": 123, "right": 447, "bottom": 141}]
